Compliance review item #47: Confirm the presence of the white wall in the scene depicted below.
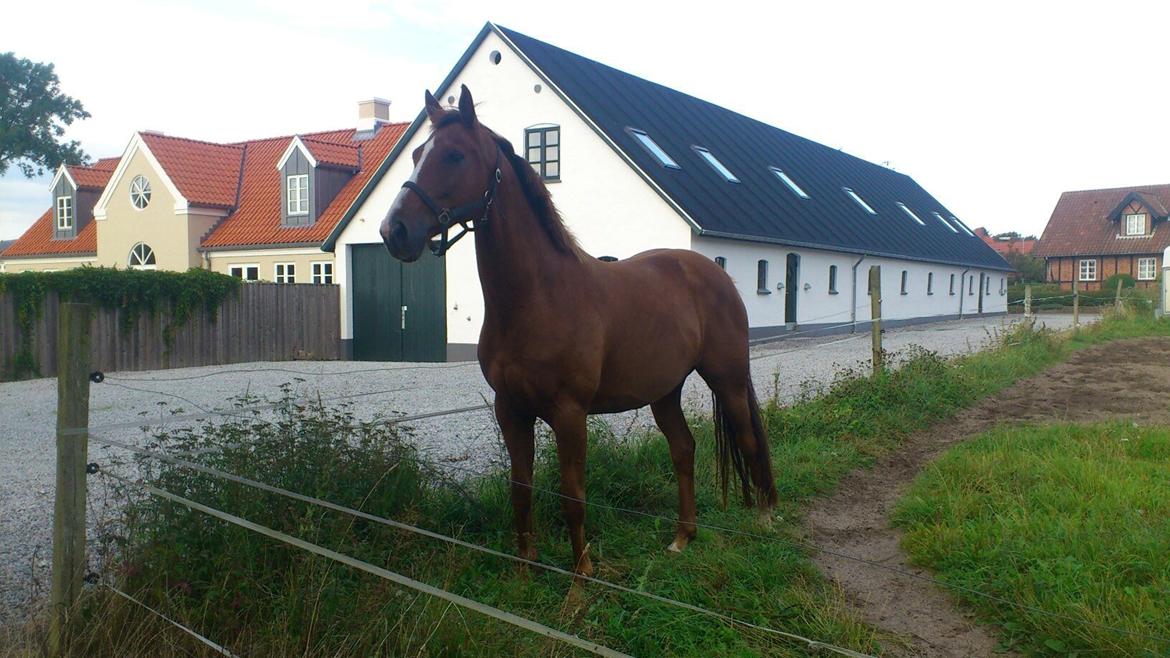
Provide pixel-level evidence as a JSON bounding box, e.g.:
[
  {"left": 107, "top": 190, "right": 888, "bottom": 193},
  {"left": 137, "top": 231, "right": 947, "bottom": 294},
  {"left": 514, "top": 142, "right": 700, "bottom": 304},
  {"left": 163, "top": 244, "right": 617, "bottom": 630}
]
[
  {"left": 691, "top": 236, "right": 1007, "bottom": 330},
  {"left": 335, "top": 29, "right": 692, "bottom": 345}
]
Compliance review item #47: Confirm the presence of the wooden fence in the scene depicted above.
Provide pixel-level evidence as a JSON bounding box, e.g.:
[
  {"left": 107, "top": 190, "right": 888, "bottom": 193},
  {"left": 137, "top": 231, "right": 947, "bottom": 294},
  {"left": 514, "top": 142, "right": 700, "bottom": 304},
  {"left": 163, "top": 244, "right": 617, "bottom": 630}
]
[{"left": 1, "top": 283, "right": 340, "bottom": 381}]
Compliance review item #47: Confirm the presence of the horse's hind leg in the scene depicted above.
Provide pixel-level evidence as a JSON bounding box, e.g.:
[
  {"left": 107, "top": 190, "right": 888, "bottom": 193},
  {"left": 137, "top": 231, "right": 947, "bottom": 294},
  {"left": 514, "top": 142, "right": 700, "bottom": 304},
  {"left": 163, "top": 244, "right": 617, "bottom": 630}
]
[
  {"left": 497, "top": 401, "right": 537, "bottom": 563},
  {"left": 650, "top": 385, "right": 697, "bottom": 553}
]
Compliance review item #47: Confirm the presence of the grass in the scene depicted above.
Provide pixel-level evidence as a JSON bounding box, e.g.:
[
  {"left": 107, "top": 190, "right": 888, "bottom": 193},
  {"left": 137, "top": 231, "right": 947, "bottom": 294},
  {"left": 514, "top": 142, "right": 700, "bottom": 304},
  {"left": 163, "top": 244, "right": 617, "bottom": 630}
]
[
  {"left": 893, "top": 422, "right": 1170, "bottom": 657},
  {"left": 6, "top": 312, "right": 1169, "bottom": 657}
]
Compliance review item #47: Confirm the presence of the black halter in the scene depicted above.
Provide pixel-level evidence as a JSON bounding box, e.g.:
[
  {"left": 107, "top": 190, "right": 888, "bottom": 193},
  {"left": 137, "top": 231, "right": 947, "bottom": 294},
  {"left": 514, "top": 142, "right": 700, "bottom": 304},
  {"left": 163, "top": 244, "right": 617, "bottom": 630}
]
[{"left": 401, "top": 149, "right": 502, "bottom": 257}]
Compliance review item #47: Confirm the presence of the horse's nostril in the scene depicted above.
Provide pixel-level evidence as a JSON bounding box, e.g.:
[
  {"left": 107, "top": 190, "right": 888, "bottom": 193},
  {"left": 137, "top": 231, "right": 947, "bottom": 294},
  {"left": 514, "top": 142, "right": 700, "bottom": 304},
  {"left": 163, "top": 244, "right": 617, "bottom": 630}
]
[{"left": 392, "top": 221, "right": 409, "bottom": 246}]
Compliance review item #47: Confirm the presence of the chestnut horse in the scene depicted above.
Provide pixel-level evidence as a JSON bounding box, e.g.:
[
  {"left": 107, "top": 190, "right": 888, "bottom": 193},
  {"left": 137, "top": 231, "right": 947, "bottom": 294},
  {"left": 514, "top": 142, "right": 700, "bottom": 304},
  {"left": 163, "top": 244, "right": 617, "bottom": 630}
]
[{"left": 382, "top": 85, "right": 777, "bottom": 576}]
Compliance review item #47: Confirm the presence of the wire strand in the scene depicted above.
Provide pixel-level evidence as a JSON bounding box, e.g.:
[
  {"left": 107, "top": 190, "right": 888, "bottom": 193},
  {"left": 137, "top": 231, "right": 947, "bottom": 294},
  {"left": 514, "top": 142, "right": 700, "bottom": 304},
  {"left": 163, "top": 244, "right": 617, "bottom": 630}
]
[
  {"left": 97, "top": 441, "right": 875, "bottom": 657},
  {"left": 104, "top": 471, "right": 634, "bottom": 658},
  {"left": 104, "top": 583, "right": 240, "bottom": 657}
]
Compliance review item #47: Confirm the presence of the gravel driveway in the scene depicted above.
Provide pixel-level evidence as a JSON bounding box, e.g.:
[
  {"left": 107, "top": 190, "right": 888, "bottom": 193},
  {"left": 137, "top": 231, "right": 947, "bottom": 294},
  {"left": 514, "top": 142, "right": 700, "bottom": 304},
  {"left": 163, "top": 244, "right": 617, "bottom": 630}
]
[{"left": 0, "top": 312, "right": 1087, "bottom": 623}]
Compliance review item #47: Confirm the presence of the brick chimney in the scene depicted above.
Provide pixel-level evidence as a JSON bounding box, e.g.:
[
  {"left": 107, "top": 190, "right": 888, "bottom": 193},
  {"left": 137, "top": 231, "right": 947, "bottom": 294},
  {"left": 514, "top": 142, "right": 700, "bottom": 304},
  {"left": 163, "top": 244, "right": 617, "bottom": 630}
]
[{"left": 357, "top": 98, "right": 391, "bottom": 135}]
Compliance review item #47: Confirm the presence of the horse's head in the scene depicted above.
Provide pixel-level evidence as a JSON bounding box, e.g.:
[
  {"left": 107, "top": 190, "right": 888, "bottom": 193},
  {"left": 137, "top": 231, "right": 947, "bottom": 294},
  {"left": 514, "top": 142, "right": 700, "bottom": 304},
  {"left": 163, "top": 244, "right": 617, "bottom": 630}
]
[{"left": 381, "top": 85, "right": 497, "bottom": 262}]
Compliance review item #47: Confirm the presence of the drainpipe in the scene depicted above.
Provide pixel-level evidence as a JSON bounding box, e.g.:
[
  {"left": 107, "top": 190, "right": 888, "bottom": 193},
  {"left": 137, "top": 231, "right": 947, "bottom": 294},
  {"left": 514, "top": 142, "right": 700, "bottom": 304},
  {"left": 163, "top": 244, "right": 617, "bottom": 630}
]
[
  {"left": 850, "top": 254, "right": 867, "bottom": 333},
  {"left": 958, "top": 268, "right": 970, "bottom": 318}
]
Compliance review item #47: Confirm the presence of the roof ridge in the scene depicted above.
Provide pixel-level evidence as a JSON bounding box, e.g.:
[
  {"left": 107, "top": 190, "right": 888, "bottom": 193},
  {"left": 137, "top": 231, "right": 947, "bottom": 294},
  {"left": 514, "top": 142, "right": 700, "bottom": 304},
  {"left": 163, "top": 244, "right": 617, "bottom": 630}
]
[
  {"left": 1062, "top": 183, "right": 1170, "bottom": 195},
  {"left": 139, "top": 131, "right": 244, "bottom": 151}
]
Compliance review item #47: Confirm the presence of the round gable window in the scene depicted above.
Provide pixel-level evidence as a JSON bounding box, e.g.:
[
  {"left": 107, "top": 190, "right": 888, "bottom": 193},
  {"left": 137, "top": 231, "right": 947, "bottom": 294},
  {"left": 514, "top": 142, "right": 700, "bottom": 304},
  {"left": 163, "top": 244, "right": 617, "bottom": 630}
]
[
  {"left": 130, "top": 175, "right": 152, "bottom": 209},
  {"left": 489, "top": 50, "right": 502, "bottom": 65},
  {"left": 128, "top": 242, "right": 156, "bottom": 270}
]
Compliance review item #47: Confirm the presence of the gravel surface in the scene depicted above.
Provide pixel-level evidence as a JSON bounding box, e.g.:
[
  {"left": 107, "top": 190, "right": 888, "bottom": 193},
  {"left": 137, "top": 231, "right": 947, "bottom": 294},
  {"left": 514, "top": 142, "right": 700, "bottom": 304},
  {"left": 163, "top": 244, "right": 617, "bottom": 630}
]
[{"left": 0, "top": 312, "right": 1089, "bottom": 622}]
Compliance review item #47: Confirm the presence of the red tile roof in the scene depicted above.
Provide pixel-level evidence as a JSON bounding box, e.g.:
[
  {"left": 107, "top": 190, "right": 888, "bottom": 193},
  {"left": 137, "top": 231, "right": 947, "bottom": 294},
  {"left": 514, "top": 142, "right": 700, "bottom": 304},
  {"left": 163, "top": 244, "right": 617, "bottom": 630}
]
[
  {"left": 200, "top": 123, "right": 407, "bottom": 249},
  {"left": 301, "top": 137, "right": 360, "bottom": 169},
  {"left": 140, "top": 133, "right": 244, "bottom": 208},
  {"left": 974, "top": 227, "right": 1037, "bottom": 256},
  {"left": 2, "top": 209, "right": 97, "bottom": 258},
  {"left": 3, "top": 160, "right": 117, "bottom": 259},
  {"left": 67, "top": 157, "right": 119, "bottom": 189},
  {"left": 1035, "top": 184, "right": 1170, "bottom": 257}
]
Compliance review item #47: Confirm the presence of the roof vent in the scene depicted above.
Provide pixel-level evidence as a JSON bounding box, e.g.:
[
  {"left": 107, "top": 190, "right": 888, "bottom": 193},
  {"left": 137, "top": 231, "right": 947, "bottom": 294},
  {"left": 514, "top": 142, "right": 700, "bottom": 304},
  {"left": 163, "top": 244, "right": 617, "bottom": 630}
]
[{"left": 142, "top": 129, "right": 165, "bottom": 136}]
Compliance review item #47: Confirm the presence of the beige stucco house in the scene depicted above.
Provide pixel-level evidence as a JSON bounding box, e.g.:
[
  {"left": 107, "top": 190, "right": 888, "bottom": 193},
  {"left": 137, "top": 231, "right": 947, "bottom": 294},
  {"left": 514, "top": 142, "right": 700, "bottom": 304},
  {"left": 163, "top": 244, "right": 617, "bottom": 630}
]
[{"left": 2, "top": 101, "right": 407, "bottom": 283}]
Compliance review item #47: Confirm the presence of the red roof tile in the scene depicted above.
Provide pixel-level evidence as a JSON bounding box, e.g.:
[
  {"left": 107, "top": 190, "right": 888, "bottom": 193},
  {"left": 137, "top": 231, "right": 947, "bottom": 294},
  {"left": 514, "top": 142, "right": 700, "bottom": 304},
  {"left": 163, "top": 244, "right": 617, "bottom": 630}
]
[
  {"left": 301, "top": 137, "right": 360, "bottom": 169},
  {"left": 67, "top": 157, "right": 118, "bottom": 189},
  {"left": 1035, "top": 185, "right": 1170, "bottom": 257},
  {"left": 200, "top": 123, "right": 407, "bottom": 249},
  {"left": 974, "top": 227, "right": 1037, "bottom": 256},
  {"left": 140, "top": 133, "right": 244, "bottom": 208},
  {"left": 2, "top": 209, "right": 97, "bottom": 258}
]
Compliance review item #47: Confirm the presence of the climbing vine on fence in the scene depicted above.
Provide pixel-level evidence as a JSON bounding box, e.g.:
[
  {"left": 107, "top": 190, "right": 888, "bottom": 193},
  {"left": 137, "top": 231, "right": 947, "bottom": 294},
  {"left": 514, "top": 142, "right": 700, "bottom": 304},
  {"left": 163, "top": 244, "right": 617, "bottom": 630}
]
[{"left": 0, "top": 267, "right": 241, "bottom": 380}]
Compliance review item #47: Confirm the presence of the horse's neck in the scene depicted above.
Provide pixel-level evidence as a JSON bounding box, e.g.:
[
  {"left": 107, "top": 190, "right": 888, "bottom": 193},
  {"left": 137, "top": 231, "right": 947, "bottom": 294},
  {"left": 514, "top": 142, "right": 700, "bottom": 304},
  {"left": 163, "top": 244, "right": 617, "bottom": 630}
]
[{"left": 474, "top": 173, "right": 580, "bottom": 323}]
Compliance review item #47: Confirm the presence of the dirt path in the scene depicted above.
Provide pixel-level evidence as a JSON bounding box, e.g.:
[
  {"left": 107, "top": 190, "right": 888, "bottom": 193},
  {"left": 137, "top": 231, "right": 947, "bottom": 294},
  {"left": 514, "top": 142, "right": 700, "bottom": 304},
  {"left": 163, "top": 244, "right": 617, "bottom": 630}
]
[{"left": 806, "top": 337, "right": 1170, "bottom": 657}]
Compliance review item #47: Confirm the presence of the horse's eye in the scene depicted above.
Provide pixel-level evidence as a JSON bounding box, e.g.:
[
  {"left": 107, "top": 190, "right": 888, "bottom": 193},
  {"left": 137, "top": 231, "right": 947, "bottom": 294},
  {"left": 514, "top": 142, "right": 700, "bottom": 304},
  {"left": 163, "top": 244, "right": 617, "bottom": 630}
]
[{"left": 446, "top": 151, "right": 464, "bottom": 164}]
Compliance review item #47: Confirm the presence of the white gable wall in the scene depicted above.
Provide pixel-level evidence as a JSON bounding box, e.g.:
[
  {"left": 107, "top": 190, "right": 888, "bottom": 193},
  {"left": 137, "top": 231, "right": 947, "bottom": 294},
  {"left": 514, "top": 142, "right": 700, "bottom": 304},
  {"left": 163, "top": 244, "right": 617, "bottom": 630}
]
[{"left": 335, "top": 29, "right": 692, "bottom": 348}]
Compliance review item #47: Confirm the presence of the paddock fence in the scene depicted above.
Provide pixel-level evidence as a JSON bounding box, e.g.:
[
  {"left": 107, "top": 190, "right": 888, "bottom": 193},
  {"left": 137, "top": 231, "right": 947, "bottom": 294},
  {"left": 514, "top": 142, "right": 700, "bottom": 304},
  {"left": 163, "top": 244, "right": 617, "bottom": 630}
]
[
  {"left": 43, "top": 289, "right": 1168, "bottom": 657},
  {"left": 0, "top": 283, "right": 340, "bottom": 381}
]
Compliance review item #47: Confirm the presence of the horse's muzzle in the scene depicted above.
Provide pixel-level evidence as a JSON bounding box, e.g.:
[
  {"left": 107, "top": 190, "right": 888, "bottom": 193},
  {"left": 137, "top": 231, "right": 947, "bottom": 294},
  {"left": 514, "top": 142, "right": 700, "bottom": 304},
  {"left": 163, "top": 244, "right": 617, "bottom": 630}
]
[{"left": 381, "top": 215, "right": 423, "bottom": 262}]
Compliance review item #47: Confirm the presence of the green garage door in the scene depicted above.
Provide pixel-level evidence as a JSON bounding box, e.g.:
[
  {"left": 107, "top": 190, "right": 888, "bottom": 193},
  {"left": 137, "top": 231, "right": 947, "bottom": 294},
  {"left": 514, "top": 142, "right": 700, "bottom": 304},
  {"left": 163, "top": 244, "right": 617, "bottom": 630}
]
[{"left": 351, "top": 244, "right": 446, "bottom": 362}]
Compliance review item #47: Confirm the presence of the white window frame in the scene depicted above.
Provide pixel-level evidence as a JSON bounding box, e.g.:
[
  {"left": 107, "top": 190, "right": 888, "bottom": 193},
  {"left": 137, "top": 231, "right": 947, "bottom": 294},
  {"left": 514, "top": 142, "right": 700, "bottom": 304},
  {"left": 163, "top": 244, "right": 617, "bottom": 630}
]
[
  {"left": 274, "top": 262, "right": 296, "bottom": 283},
  {"left": 627, "top": 128, "right": 680, "bottom": 169},
  {"left": 127, "top": 242, "right": 156, "bottom": 271},
  {"left": 56, "top": 195, "right": 73, "bottom": 231},
  {"left": 287, "top": 174, "right": 309, "bottom": 216},
  {"left": 230, "top": 264, "right": 260, "bottom": 281},
  {"left": 1078, "top": 258, "right": 1097, "bottom": 282},
  {"left": 692, "top": 146, "right": 739, "bottom": 183},
  {"left": 1137, "top": 257, "right": 1157, "bottom": 280},
  {"left": 129, "top": 175, "right": 152, "bottom": 210},
  {"left": 843, "top": 187, "right": 877, "bottom": 215},
  {"left": 311, "top": 261, "right": 334, "bottom": 284},
  {"left": 770, "top": 168, "right": 809, "bottom": 199},
  {"left": 896, "top": 202, "right": 925, "bottom": 226},
  {"left": 1125, "top": 213, "right": 1146, "bottom": 236}
]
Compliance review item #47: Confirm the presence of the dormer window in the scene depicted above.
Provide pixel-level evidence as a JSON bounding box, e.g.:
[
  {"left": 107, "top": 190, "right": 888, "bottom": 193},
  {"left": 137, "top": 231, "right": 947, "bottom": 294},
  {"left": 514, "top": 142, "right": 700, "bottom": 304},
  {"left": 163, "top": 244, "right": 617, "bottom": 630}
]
[
  {"left": 287, "top": 174, "right": 309, "bottom": 215},
  {"left": 1125, "top": 213, "right": 1146, "bottom": 236},
  {"left": 56, "top": 196, "right": 73, "bottom": 231}
]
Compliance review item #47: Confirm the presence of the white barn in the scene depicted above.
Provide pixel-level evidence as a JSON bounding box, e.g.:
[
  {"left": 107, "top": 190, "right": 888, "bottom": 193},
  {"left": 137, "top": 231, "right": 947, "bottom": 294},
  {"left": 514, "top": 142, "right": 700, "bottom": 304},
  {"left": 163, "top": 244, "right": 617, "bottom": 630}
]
[{"left": 324, "top": 24, "right": 1011, "bottom": 362}]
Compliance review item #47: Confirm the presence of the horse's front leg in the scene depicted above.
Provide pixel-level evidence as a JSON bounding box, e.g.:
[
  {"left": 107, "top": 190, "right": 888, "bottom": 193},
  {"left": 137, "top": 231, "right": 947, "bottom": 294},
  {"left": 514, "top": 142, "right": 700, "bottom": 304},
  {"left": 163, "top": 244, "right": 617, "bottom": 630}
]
[
  {"left": 549, "top": 405, "right": 593, "bottom": 578},
  {"left": 497, "top": 401, "right": 537, "bottom": 564}
]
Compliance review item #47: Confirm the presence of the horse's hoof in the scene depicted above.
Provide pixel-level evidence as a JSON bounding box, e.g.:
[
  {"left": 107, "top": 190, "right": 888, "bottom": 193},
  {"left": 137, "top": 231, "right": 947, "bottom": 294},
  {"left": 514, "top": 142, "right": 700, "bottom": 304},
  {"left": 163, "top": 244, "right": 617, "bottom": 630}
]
[
  {"left": 666, "top": 540, "right": 684, "bottom": 553},
  {"left": 757, "top": 510, "right": 774, "bottom": 529}
]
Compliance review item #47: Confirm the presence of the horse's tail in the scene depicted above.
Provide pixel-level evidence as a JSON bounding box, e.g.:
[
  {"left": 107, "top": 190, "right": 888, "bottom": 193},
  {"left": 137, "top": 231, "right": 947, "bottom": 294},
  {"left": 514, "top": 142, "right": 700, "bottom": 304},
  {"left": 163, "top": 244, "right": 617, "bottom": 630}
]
[{"left": 712, "top": 383, "right": 778, "bottom": 508}]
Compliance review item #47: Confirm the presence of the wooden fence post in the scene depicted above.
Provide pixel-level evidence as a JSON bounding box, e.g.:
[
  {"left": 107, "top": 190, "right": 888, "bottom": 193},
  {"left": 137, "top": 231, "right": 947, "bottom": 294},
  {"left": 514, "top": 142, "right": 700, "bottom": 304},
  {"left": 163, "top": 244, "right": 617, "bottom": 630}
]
[
  {"left": 869, "top": 266, "right": 882, "bottom": 377},
  {"left": 48, "top": 303, "right": 92, "bottom": 657},
  {"left": 1023, "top": 284, "right": 1034, "bottom": 329},
  {"left": 1115, "top": 278, "right": 1123, "bottom": 312},
  {"left": 1072, "top": 279, "right": 1080, "bottom": 328}
]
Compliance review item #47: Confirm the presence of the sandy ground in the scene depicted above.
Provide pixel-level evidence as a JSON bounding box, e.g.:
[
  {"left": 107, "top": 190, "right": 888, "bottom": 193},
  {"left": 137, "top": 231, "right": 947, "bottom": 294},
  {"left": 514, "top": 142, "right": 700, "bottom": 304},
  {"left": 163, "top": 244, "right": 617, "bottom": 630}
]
[{"left": 805, "top": 336, "right": 1170, "bottom": 657}]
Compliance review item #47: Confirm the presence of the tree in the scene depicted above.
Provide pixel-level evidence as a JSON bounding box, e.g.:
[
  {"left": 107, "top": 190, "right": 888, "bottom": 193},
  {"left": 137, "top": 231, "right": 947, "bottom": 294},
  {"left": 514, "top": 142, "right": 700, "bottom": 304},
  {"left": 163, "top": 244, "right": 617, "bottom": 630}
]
[
  {"left": 1004, "top": 251, "right": 1046, "bottom": 283},
  {"left": 0, "top": 52, "right": 90, "bottom": 177}
]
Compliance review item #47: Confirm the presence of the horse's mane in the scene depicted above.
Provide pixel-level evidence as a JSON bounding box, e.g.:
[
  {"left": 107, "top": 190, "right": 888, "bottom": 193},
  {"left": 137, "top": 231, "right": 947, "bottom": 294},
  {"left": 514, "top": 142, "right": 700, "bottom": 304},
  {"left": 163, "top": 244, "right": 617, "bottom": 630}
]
[{"left": 431, "top": 110, "right": 583, "bottom": 258}]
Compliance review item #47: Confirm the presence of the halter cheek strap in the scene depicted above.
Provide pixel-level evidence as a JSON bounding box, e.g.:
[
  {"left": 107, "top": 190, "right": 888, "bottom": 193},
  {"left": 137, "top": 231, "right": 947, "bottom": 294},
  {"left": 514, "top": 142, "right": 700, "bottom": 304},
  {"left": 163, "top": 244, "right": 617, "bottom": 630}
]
[{"left": 400, "top": 150, "right": 503, "bottom": 257}]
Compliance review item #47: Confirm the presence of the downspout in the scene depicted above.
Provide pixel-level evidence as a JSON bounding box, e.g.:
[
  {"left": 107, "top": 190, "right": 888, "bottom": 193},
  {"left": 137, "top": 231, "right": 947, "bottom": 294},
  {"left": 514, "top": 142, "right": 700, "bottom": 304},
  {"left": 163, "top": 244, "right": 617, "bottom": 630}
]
[
  {"left": 850, "top": 254, "right": 867, "bottom": 333},
  {"left": 958, "top": 268, "right": 970, "bottom": 318}
]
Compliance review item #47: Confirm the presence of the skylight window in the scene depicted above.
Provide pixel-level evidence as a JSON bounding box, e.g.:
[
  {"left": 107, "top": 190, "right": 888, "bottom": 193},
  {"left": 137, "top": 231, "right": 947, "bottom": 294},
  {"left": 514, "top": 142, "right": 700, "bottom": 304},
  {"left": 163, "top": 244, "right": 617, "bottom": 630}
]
[
  {"left": 627, "top": 128, "right": 680, "bottom": 169},
  {"left": 932, "top": 212, "right": 959, "bottom": 233},
  {"left": 770, "top": 167, "right": 809, "bottom": 199},
  {"left": 896, "top": 202, "right": 925, "bottom": 226},
  {"left": 843, "top": 187, "right": 876, "bottom": 215},
  {"left": 693, "top": 147, "right": 739, "bottom": 182},
  {"left": 951, "top": 217, "right": 976, "bottom": 237}
]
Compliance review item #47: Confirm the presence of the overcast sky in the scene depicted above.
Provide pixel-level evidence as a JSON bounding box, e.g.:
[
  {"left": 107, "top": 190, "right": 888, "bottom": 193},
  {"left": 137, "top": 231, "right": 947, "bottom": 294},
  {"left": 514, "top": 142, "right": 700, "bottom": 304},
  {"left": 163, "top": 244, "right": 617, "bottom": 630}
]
[{"left": 3, "top": 0, "right": 1168, "bottom": 241}]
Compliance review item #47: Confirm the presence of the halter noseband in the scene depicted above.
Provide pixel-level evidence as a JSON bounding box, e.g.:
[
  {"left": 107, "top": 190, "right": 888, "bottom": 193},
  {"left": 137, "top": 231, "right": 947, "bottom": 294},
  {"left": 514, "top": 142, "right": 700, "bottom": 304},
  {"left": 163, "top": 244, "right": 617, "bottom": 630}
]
[{"left": 400, "top": 149, "right": 502, "bottom": 257}]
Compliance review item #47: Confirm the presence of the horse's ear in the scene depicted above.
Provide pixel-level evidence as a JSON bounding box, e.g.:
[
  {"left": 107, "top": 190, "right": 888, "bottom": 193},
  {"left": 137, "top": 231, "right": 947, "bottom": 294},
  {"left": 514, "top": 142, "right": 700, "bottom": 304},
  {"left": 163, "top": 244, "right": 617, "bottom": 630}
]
[
  {"left": 424, "top": 90, "right": 443, "bottom": 125},
  {"left": 457, "top": 84, "right": 477, "bottom": 127}
]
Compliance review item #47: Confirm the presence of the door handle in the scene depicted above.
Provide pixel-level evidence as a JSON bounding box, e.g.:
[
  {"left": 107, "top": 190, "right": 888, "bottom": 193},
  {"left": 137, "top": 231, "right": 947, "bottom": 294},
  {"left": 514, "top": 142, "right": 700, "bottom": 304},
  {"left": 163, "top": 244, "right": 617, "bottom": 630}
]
[{"left": 401, "top": 305, "right": 408, "bottom": 330}]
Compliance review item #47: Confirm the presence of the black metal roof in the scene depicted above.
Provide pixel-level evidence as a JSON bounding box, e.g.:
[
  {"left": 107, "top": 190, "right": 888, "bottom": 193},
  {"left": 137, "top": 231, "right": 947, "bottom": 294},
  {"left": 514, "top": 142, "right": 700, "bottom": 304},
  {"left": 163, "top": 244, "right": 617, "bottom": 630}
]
[{"left": 496, "top": 26, "right": 1010, "bottom": 271}]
